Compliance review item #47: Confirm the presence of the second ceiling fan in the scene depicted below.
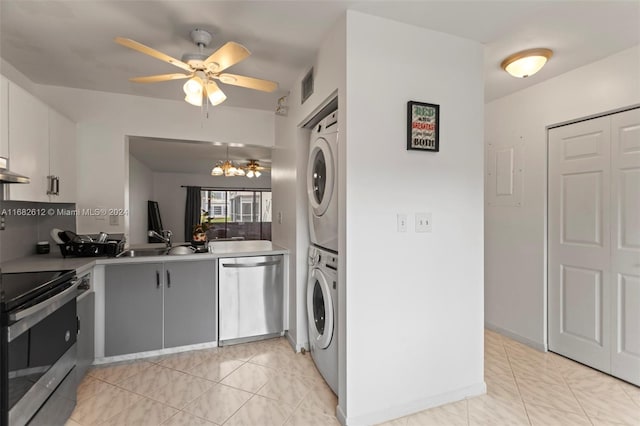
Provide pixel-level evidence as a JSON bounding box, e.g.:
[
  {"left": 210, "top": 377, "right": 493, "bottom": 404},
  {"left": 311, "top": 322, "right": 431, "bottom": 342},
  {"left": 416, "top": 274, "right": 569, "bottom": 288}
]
[{"left": 115, "top": 29, "right": 278, "bottom": 107}]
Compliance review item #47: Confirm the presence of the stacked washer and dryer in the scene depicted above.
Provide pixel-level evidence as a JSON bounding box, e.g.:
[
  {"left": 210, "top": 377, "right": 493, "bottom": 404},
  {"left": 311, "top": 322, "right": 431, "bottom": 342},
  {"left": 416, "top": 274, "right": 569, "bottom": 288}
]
[{"left": 306, "top": 109, "right": 339, "bottom": 394}]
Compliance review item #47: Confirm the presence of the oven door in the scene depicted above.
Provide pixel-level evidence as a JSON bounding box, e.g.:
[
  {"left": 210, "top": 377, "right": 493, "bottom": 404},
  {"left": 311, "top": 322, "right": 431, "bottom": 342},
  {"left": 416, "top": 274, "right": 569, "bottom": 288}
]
[{"left": 4, "top": 284, "right": 78, "bottom": 425}]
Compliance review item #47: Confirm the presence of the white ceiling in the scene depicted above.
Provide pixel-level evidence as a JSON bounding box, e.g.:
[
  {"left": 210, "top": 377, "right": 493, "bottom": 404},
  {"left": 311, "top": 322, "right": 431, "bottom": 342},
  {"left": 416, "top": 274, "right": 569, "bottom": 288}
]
[
  {"left": 129, "top": 137, "right": 272, "bottom": 174},
  {"left": 1, "top": 1, "right": 638, "bottom": 111}
]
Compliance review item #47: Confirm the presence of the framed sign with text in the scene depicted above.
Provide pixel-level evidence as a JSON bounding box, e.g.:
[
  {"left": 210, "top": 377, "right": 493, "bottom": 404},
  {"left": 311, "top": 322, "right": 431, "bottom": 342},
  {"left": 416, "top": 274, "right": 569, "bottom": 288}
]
[{"left": 407, "top": 101, "right": 439, "bottom": 152}]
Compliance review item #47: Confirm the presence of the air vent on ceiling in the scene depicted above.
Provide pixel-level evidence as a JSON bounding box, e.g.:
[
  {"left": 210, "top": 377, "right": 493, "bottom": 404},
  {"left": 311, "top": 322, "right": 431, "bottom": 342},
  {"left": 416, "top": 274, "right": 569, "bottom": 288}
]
[{"left": 301, "top": 68, "right": 314, "bottom": 104}]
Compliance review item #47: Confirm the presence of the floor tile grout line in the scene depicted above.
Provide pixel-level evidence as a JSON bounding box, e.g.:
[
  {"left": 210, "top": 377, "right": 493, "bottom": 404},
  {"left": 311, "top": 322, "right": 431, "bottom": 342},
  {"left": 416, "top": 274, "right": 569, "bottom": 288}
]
[
  {"left": 550, "top": 352, "right": 595, "bottom": 424},
  {"left": 501, "top": 337, "right": 533, "bottom": 425}
]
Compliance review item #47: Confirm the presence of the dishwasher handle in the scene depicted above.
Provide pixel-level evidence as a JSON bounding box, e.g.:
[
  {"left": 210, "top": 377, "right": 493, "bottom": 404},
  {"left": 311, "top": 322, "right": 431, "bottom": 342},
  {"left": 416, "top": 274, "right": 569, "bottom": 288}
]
[{"left": 221, "top": 259, "right": 281, "bottom": 268}]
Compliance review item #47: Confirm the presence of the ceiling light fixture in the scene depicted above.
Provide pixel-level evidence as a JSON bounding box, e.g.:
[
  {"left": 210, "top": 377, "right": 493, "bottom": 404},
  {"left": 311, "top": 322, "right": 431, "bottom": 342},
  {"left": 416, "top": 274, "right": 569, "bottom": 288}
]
[
  {"left": 501, "top": 48, "right": 553, "bottom": 78},
  {"left": 245, "top": 160, "right": 262, "bottom": 178},
  {"left": 211, "top": 145, "right": 245, "bottom": 177}
]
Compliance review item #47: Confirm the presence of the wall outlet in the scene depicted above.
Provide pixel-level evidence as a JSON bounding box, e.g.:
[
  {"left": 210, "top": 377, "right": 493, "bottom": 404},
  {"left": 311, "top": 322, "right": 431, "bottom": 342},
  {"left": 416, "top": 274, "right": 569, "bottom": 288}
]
[
  {"left": 397, "top": 213, "right": 407, "bottom": 232},
  {"left": 415, "top": 212, "right": 432, "bottom": 232}
]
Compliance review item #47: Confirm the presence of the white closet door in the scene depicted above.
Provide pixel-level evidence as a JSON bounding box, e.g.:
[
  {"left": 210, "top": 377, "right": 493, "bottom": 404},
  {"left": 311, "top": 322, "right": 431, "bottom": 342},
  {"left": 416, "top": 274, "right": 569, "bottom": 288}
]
[
  {"left": 610, "top": 108, "right": 640, "bottom": 385},
  {"left": 549, "top": 116, "right": 611, "bottom": 372}
]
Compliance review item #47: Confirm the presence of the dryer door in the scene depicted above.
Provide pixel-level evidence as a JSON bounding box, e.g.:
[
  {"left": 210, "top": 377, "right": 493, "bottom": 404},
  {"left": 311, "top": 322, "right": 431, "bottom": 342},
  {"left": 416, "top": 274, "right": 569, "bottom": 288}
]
[
  {"left": 307, "top": 136, "right": 335, "bottom": 217},
  {"left": 307, "top": 268, "right": 334, "bottom": 349}
]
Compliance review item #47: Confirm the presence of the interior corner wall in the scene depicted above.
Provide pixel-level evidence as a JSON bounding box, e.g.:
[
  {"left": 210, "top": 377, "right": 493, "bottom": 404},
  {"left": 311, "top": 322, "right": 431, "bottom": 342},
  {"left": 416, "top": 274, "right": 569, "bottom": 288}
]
[
  {"left": 484, "top": 45, "right": 640, "bottom": 349},
  {"left": 343, "top": 11, "right": 485, "bottom": 425},
  {"left": 272, "top": 14, "right": 346, "bottom": 358},
  {"left": 29, "top": 83, "right": 274, "bottom": 237},
  {"left": 128, "top": 154, "right": 155, "bottom": 245}
]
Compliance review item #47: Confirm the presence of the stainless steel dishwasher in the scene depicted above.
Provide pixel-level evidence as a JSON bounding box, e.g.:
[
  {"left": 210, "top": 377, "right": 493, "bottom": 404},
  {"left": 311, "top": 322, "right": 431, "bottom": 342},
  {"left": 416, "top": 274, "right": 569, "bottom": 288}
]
[{"left": 218, "top": 255, "right": 284, "bottom": 344}]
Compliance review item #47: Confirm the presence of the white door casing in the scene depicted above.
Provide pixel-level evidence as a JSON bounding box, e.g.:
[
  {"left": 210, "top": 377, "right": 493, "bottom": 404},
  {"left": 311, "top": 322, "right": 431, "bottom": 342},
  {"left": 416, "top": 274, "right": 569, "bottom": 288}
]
[
  {"left": 610, "top": 108, "right": 640, "bottom": 385},
  {"left": 549, "top": 116, "right": 612, "bottom": 372}
]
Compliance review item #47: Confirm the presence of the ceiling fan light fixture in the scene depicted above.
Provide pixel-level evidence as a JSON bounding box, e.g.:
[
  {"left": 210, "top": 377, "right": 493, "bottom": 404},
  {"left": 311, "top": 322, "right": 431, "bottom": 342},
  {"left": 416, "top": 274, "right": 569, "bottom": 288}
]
[
  {"left": 184, "top": 93, "right": 203, "bottom": 107},
  {"left": 183, "top": 76, "right": 203, "bottom": 96},
  {"left": 205, "top": 81, "right": 227, "bottom": 106},
  {"left": 246, "top": 170, "right": 254, "bottom": 178},
  {"left": 254, "top": 170, "right": 262, "bottom": 178},
  {"left": 211, "top": 165, "right": 223, "bottom": 176},
  {"left": 501, "top": 48, "right": 553, "bottom": 78},
  {"left": 235, "top": 168, "right": 245, "bottom": 176}
]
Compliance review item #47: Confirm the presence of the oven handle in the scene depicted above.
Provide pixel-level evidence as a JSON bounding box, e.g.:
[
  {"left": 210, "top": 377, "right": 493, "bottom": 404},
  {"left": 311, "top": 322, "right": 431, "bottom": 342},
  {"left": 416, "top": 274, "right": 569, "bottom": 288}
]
[{"left": 9, "top": 280, "right": 78, "bottom": 324}]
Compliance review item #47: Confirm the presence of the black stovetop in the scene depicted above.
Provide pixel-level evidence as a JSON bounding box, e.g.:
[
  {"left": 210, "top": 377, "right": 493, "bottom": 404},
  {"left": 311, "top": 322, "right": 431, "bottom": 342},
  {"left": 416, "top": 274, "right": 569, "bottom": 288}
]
[{"left": 0, "top": 270, "right": 75, "bottom": 312}]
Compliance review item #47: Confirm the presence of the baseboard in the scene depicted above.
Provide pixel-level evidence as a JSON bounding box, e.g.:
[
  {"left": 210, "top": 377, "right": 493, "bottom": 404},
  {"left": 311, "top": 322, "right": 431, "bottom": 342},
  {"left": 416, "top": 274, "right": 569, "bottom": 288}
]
[
  {"left": 340, "top": 382, "right": 486, "bottom": 426},
  {"left": 485, "top": 322, "right": 547, "bottom": 352},
  {"left": 336, "top": 404, "right": 347, "bottom": 426},
  {"left": 285, "top": 331, "right": 308, "bottom": 353},
  {"left": 94, "top": 341, "right": 218, "bottom": 365}
]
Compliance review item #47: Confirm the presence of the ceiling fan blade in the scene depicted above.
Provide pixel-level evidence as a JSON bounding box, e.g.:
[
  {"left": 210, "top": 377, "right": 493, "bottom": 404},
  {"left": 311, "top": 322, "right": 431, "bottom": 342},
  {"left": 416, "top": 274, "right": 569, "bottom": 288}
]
[
  {"left": 129, "top": 73, "right": 191, "bottom": 83},
  {"left": 204, "top": 42, "right": 250, "bottom": 72},
  {"left": 115, "top": 37, "right": 192, "bottom": 72},
  {"left": 216, "top": 73, "right": 278, "bottom": 92}
]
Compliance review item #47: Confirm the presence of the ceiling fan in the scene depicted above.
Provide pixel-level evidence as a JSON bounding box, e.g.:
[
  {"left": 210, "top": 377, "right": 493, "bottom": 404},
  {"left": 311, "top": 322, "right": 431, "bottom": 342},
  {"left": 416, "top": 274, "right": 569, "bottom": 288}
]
[
  {"left": 211, "top": 155, "right": 270, "bottom": 178},
  {"left": 115, "top": 29, "right": 278, "bottom": 106},
  {"left": 244, "top": 160, "right": 270, "bottom": 178}
]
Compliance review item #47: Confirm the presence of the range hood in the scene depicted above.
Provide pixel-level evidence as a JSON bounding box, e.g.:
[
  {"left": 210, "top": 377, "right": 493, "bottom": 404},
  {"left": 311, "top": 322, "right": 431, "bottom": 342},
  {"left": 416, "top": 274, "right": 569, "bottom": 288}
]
[{"left": 0, "top": 157, "right": 30, "bottom": 184}]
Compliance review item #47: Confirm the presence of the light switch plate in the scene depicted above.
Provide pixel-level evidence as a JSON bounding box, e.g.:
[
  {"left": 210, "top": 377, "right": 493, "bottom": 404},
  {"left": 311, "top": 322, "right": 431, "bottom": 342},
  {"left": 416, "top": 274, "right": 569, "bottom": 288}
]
[
  {"left": 415, "top": 212, "right": 432, "bottom": 232},
  {"left": 109, "top": 215, "right": 119, "bottom": 225},
  {"left": 397, "top": 213, "right": 407, "bottom": 232}
]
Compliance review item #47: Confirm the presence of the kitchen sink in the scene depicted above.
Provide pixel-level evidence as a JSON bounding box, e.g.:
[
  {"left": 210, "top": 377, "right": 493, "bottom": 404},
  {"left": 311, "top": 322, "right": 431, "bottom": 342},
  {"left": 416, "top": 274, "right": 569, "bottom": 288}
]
[
  {"left": 116, "top": 248, "right": 168, "bottom": 257},
  {"left": 116, "top": 245, "right": 208, "bottom": 257}
]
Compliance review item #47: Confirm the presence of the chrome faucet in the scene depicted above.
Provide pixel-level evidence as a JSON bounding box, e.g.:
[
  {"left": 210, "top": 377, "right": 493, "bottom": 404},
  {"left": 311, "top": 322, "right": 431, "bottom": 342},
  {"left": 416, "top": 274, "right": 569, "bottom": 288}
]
[{"left": 148, "top": 229, "right": 172, "bottom": 248}]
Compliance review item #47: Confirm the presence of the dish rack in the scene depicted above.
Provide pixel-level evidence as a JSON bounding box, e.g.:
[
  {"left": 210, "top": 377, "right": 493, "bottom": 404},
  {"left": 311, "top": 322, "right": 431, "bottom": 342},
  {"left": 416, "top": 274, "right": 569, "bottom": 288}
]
[{"left": 58, "top": 240, "right": 124, "bottom": 258}]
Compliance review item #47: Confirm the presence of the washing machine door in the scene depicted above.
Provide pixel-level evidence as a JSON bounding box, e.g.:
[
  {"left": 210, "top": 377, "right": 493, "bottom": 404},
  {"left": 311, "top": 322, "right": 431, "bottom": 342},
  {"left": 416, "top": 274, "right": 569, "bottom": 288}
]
[
  {"left": 307, "top": 136, "right": 335, "bottom": 217},
  {"left": 307, "top": 268, "right": 334, "bottom": 349}
]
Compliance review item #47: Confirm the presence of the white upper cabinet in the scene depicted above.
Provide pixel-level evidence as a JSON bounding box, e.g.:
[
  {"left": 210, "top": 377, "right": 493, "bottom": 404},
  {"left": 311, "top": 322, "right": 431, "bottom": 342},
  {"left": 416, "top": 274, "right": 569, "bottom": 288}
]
[
  {"left": 7, "top": 82, "right": 50, "bottom": 202},
  {"left": 0, "top": 75, "right": 8, "bottom": 158},
  {"left": 5, "top": 79, "right": 77, "bottom": 203},
  {"left": 49, "top": 108, "right": 77, "bottom": 203}
]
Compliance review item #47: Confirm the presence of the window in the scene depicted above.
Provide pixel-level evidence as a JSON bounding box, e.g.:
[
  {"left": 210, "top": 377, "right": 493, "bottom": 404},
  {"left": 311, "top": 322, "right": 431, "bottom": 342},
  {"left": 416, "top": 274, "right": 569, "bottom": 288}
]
[{"left": 201, "top": 189, "right": 271, "bottom": 240}]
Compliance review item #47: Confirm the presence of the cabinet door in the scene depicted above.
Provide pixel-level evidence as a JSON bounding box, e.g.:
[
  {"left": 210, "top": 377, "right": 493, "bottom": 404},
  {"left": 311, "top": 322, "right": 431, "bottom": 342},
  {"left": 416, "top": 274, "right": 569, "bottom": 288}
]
[
  {"left": 77, "top": 292, "right": 95, "bottom": 380},
  {"left": 7, "top": 82, "right": 49, "bottom": 202},
  {"left": 49, "top": 108, "right": 76, "bottom": 203},
  {"left": 105, "top": 263, "right": 163, "bottom": 356},
  {"left": 0, "top": 75, "right": 8, "bottom": 158},
  {"left": 164, "top": 260, "right": 216, "bottom": 348}
]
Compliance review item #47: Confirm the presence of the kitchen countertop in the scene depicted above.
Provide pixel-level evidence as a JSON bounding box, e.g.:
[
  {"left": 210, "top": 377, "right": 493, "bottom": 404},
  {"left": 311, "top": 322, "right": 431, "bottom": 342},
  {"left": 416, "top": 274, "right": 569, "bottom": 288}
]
[{"left": 1, "top": 241, "right": 289, "bottom": 273}]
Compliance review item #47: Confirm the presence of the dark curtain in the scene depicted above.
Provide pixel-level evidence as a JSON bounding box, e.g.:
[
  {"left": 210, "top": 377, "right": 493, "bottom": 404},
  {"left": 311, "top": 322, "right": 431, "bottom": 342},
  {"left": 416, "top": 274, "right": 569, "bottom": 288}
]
[{"left": 185, "top": 186, "right": 201, "bottom": 242}]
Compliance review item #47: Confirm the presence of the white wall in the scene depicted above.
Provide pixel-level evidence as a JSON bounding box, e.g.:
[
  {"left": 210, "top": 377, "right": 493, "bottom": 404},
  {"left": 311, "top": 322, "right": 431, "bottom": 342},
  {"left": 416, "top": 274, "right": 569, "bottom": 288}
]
[
  {"left": 28, "top": 84, "right": 274, "bottom": 237},
  {"left": 152, "top": 171, "right": 271, "bottom": 243},
  {"left": 342, "top": 11, "right": 485, "bottom": 424},
  {"left": 128, "top": 154, "right": 155, "bottom": 244},
  {"left": 485, "top": 46, "right": 640, "bottom": 349}
]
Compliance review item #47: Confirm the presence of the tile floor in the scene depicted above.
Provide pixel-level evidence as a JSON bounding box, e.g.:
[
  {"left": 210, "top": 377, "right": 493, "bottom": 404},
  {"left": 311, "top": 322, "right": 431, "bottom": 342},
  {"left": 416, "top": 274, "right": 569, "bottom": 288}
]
[{"left": 66, "top": 330, "right": 640, "bottom": 426}]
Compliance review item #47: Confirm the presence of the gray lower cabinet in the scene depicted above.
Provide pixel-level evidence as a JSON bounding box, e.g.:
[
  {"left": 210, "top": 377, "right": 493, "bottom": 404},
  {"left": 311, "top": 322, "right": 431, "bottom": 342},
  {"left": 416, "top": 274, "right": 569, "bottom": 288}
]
[
  {"left": 105, "top": 263, "right": 164, "bottom": 356},
  {"left": 105, "top": 260, "right": 216, "bottom": 357},
  {"left": 76, "top": 291, "right": 95, "bottom": 379},
  {"left": 164, "top": 261, "right": 216, "bottom": 348}
]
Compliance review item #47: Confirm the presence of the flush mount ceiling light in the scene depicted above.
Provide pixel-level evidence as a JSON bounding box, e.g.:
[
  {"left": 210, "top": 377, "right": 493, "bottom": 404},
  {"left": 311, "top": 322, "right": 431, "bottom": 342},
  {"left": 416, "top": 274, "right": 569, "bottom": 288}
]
[
  {"left": 501, "top": 48, "right": 553, "bottom": 78},
  {"left": 115, "top": 29, "right": 277, "bottom": 107}
]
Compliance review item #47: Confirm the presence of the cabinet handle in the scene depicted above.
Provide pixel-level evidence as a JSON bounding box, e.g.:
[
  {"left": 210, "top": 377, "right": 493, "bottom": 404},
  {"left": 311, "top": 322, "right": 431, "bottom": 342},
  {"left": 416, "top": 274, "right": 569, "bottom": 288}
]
[
  {"left": 156, "top": 271, "right": 160, "bottom": 288},
  {"left": 166, "top": 270, "right": 171, "bottom": 288},
  {"left": 46, "top": 175, "right": 55, "bottom": 195},
  {"left": 55, "top": 176, "right": 60, "bottom": 195}
]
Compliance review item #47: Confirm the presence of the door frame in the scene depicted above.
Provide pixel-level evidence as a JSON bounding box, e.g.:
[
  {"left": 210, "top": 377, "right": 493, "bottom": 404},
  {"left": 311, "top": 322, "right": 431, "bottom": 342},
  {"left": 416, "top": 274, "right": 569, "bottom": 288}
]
[{"left": 545, "top": 104, "right": 640, "bottom": 352}]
